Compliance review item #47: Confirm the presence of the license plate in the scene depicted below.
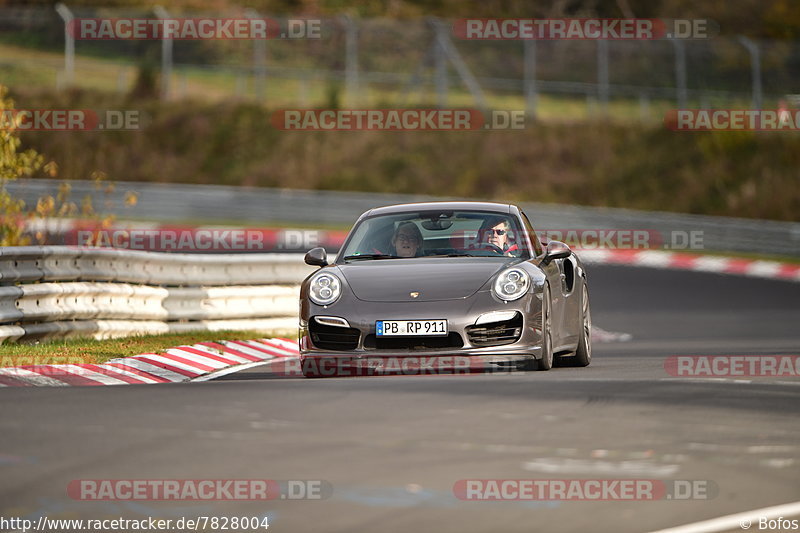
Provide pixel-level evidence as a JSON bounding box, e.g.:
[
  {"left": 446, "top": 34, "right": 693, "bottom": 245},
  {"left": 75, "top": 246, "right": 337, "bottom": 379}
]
[{"left": 376, "top": 320, "right": 448, "bottom": 337}]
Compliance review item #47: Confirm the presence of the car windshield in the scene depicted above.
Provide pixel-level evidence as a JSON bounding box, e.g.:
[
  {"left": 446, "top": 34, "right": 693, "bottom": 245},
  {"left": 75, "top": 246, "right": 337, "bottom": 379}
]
[{"left": 338, "top": 210, "right": 531, "bottom": 261}]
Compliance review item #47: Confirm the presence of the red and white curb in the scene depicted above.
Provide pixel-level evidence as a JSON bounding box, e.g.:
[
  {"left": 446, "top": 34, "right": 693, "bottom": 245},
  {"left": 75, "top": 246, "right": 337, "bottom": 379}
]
[
  {"left": 0, "top": 338, "right": 299, "bottom": 387},
  {"left": 580, "top": 249, "right": 800, "bottom": 282}
]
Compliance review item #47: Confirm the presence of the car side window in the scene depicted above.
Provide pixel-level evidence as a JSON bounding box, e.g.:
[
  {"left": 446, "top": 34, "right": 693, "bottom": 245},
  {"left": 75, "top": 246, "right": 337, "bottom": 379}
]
[{"left": 521, "top": 212, "right": 543, "bottom": 256}]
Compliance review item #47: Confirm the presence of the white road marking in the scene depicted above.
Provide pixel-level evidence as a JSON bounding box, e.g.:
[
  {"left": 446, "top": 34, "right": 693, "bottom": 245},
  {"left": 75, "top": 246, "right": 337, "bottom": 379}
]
[
  {"left": 522, "top": 458, "right": 679, "bottom": 476},
  {"left": 591, "top": 326, "right": 633, "bottom": 342},
  {"left": 659, "top": 378, "right": 800, "bottom": 386},
  {"left": 648, "top": 500, "right": 800, "bottom": 533},
  {"left": 191, "top": 359, "right": 288, "bottom": 382}
]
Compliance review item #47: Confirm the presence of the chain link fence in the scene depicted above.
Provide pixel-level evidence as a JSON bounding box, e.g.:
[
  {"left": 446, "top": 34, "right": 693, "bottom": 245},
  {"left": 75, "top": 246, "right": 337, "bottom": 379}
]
[{"left": 1, "top": 5, "right": 799, "bottom": 116}]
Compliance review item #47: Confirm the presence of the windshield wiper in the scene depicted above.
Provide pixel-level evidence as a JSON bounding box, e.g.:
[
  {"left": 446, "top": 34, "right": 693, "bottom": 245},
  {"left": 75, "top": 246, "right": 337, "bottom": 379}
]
[
  {"left": 343, "top": 254, "right": 400, "bottom": 261},
  {"left": 414, "top": 252, "right": 477, "bottom": 258}
]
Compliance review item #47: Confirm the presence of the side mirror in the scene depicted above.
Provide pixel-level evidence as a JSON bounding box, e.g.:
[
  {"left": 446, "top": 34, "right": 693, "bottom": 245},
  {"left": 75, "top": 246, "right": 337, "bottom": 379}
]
[
  {"left": 543, "top": 240, "right": 572, "bottom": 264},
  {"left": 304, "top": 247, "right": 328, "bottom": 267}
]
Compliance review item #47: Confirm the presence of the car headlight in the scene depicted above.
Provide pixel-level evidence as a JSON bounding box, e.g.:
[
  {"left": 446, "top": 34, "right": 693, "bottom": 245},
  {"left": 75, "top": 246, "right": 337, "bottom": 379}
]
[
  {"left": 309, "top": 272, "right": 342, "bottom": 306},
  {"left": 492, "top": 268, "right": 530, "bottom": 301}
]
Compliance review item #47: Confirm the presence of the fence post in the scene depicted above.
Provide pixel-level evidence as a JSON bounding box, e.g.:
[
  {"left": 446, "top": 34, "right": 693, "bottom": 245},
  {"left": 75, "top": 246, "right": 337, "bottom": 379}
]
[
  {"left": 54, "top": 3, "right": 75, "bottom": 88},
  {"left": 434, "top": 21, "right": 448, "bottom": 108},
  {"left": 429, "top": 18, "right": 488, "bottom": 111},
  {"left": 245, "top": 9, "right": 267, "bottom": 102},
  {"left": 671, "top": 38, "right": 688, "bottom": 109},
  {"left": 597, "top": 39, "right": 609, "bottom": 113},
  {"left": 523, "top": 39, "right": 537, "bottom": 118},
  {"left": 737, "top": 36, "right": 763, "bottom": 110},
  {"left": 342, "top": 15, "right": 359, "bottom": 106},
  {"left": 154, "top": 6, "right": 172, "bottom": 100}
]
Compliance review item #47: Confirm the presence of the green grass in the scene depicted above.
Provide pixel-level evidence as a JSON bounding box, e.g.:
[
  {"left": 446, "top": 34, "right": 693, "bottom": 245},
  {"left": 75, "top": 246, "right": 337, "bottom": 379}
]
[
  {"left": 0, "top": 329, "right": 297, "bottom": 365},
  {"left": 0, "top": 42, "right": 715, "bottom": 123}
]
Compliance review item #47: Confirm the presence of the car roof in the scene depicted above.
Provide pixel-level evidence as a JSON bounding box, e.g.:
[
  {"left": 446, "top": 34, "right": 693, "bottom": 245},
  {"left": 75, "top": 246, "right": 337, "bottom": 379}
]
[{"left": 365, "top": 201, "right": 515, "bottom": 217}]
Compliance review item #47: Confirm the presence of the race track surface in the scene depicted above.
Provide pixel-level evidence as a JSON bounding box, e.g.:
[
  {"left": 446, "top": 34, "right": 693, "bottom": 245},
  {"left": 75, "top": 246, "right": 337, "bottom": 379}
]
[{"left": 1, "top": 265, "right": 798, "bottom": 533}]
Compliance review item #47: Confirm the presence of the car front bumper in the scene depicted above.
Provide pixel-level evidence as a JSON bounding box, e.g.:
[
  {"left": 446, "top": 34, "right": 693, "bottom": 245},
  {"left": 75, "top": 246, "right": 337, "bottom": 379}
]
[{"left": 299, "top": 289, "right": 545, "bottom": 362}]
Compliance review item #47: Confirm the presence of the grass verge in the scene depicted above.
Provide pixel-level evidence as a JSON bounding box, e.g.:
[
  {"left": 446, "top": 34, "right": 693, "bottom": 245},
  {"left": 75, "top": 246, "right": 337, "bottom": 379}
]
[{"left": 0, "top": 329, "right": 297, "bottom": 365}]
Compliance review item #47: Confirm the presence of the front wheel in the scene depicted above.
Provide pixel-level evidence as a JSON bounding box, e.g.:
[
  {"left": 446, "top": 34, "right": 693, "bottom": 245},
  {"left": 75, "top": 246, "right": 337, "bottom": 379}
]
[
  {"left": 537, "top": 284, "right": 554, "bottom": 371},
  {"left": 516, "top": 283, "right": 553, "bottom": 372},
  {"left": 560, "top": 281, "right": 592, "bottom": 368}
]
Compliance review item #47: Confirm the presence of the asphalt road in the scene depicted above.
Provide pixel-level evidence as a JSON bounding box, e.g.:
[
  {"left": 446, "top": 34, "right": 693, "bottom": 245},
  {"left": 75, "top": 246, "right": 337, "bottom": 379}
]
[{"left": 1, "top": 265, "right": 799, "bottom": 533}]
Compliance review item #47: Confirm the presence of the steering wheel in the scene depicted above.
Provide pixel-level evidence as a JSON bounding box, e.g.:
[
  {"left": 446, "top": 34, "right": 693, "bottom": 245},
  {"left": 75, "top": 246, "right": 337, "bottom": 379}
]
[{"left": 476, "top": 242, "right": 504, "bottom": 254}]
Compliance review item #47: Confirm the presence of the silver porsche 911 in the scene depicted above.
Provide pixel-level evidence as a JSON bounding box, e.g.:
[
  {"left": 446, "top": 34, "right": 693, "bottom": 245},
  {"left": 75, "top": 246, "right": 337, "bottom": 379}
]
[{"left": 298, "top": 201, "right": 591, "bottom": 377}]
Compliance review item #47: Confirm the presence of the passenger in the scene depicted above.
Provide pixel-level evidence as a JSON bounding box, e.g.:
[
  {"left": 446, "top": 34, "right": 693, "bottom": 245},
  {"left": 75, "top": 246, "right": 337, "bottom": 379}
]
[{"left": 391, "top": 221, "right": 424, "bottom": 258}]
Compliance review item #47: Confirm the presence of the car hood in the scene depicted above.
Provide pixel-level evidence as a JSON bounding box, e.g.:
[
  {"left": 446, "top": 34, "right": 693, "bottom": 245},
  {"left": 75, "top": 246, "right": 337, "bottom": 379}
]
[{"left": 336, "top": 257, "right": 515, "bottom": 302}]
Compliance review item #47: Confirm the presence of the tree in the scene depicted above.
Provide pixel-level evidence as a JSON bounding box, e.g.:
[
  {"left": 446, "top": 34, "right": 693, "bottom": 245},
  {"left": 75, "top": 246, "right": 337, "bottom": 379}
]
[{"left": 0, "top": 85, "right": 136, "bottom": 246}]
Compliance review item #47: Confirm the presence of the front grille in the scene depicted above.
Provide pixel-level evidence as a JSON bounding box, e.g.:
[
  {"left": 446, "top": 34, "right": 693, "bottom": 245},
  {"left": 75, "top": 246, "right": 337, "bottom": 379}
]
[
  {"left": 309, "top": 320, "right": 360, "bottom": 350},
  {"left": 363, "top": 333, "right": 464, "bottom": 350},
  {"left": 466, "top": 313, "right": 523, "bottom": 347}
]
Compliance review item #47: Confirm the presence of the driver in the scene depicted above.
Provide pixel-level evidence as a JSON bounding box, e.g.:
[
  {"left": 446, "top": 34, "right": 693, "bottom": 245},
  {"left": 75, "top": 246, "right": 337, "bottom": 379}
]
[{"left": 477, "top": 216, "right": 518, "bottom": 256}]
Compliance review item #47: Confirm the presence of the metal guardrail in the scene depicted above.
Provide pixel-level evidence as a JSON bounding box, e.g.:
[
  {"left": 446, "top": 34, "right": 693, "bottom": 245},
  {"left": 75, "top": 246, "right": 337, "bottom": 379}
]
[
  {"left": 7, "top": 179, "right": 800, "bottom": 257},
  {"left": 0, "top": 246, "right": 313, "bottom": 343}
]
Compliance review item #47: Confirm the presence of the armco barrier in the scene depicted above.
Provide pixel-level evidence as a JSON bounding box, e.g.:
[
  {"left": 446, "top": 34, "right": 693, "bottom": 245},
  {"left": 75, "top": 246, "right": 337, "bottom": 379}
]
[
  {"left": 0, "top": 246, "right": 313, "bottom": 343},
  {"left": 8, "top": 179, "right": 800, "bottom": 257}
]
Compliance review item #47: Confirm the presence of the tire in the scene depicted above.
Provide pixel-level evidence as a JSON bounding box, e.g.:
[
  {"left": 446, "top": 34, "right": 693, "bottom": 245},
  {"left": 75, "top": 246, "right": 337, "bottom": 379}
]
[
  {"left": 537, "top": 284, "right": 554, "bottom": 371},
  {"left": 516, "top": 283, "right": 553, "bottom": 372},
  {"left": 559, "top": 281, "right": 592, "bottom": 368}
]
